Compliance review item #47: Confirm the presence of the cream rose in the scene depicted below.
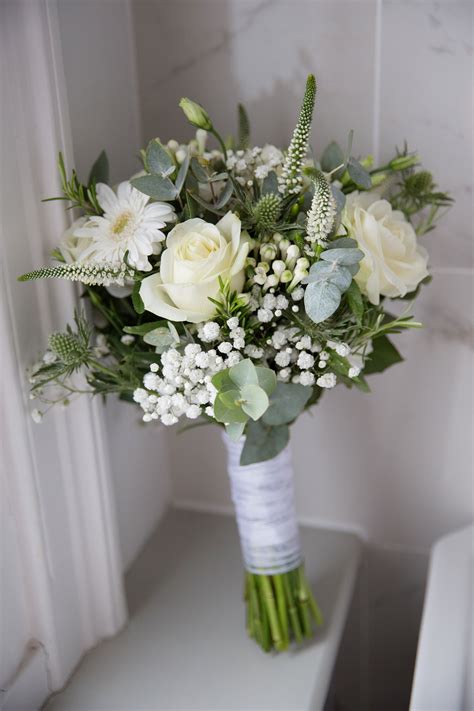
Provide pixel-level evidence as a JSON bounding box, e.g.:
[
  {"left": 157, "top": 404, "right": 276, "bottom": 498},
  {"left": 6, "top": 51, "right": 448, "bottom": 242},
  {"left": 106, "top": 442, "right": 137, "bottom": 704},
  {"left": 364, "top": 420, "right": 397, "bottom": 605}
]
[
  {"left": 140, "top": 212, "right": 249, "bottom": 323},
  {"left": 342, "top": 191, "right": 429, "bottom": 305}
]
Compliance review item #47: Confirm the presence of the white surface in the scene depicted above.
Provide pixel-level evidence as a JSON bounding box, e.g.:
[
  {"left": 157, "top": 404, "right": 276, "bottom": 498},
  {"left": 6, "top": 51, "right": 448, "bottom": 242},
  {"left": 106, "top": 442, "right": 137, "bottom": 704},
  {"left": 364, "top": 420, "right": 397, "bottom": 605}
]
[
  {"left": 46, "top": 510, "right": 362, "bottom": 711},
  {"left": 410, "top": 525, "right": 474, "bottom": 711},
  {"left": 1, "top": 644, "right": 50, "bottom": 711},
  {"left": 56, "top": 0, "right": 172, "bottom": 569}
]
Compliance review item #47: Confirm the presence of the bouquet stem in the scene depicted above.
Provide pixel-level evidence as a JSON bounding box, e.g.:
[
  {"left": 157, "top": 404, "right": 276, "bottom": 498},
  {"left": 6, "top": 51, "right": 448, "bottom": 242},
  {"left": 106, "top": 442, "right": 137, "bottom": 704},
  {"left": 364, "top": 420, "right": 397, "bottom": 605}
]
[{"left": 244, "top": 564, "right": 322, "bottom": 652}]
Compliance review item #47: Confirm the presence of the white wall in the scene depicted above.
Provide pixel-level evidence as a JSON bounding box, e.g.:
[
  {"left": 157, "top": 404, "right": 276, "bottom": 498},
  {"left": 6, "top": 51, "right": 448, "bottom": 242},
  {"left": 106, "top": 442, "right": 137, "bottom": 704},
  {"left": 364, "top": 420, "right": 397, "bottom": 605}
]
[{"left": 56, "top": 0, "right": 172, "bottom": 569}]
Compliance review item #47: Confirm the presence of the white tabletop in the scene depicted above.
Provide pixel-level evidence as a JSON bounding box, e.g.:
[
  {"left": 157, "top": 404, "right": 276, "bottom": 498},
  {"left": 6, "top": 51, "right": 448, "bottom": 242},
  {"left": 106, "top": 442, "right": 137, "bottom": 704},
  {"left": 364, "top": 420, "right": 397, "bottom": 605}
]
[{"left": 47, "top": 509, "right": 362, "bottom": 711}]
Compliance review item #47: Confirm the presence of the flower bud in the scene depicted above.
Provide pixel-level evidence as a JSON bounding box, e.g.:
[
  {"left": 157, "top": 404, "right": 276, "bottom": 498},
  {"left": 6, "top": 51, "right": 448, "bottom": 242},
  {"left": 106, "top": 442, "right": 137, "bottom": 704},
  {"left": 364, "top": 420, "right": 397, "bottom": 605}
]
[
  {"left": 285, "top": 244, "right": 300, "bottom": 269},
  {"left": 280, "top": 270, "right": 293, "bottom": 284},
  {"left": 196, "top": 129, "right": 208, "bottom": 155},
  {"left": 389, "top": 154, "right": 420, "bottom": 171},
  {"left": 271, "top": 260, "right": 286, "bottom": 277},
  {"left": 296, "top": 257, "right": 310, "bottom": 271},
  {"left": 272, "top": 232, "right": 284, "bottom": 245},
  {"left": 371, "top": 171, "right": 389, "bottom": 187},
  {"left": 260, "top": 243, "right": 278, "bottom": 262},
  {"left": 263, "top": 274, "right": 279, "bottom": 291},
  {"left": 279, "top": 239, "right": 290, "bottom": 259},
  {"left": 359, "top": 155, "right": 374, "bottom": 169},
  {"left": 179, "top": 98, "right": 213, "bottom": 131}
]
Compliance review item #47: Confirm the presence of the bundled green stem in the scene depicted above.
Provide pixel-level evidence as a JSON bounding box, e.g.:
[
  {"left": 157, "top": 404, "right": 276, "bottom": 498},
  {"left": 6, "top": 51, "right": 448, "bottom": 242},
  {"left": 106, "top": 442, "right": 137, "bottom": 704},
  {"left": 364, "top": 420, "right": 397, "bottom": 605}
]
[{"left": 244, "top": 564, "right": 322, "bottom": 652}]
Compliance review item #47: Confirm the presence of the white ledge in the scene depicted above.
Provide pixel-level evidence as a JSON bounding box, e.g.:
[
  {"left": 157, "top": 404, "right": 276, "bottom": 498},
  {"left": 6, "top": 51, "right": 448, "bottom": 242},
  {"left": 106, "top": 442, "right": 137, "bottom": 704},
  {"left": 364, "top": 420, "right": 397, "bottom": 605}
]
[{"left": 46, "top": 509, "right": 362, "bottom": 711}]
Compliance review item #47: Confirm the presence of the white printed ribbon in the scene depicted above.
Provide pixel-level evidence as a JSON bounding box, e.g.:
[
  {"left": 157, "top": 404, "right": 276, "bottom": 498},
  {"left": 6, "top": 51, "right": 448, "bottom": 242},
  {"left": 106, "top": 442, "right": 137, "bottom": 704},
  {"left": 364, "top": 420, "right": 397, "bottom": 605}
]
[{"left": 223, "top": 433, "right": 302, "bottom": 575}]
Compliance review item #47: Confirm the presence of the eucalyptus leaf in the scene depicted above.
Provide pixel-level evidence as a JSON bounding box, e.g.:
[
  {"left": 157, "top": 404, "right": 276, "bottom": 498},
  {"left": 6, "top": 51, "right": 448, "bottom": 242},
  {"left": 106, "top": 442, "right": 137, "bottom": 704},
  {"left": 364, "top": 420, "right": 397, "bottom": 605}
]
[
  {"left": 240, "top": 421, "right": 290, "bottom": 466},
  {"left": 214, "top": 392, "right": 248, "bottom": 424},
  {"left": 212, "top": 369, "right": 236, "bottom": 392},
  {"left": 88, "top": 149, "right": 109, "bottom": 186},
  {"left": 261, "top": 171, "right": 279, "bottom": 195},
  {"left": 226, "top": 421, "right": 245, "bottom": 441},
  {"left": 255, "top": 366, "right": 277, "bottom": 396},
  {"left": 320, "top": 247, "right": 364, "bottom": 266},
  {"left": 325, "top": 237, "right": 358, "bottom": 250},
  {"left": 303, "top": 262, "right": 353, "bottom": 291},
  {"left": 146, "top": 139, "right": 175, "bottom": 177},
  {"left": 321, "top": 141, "right": 344, "bottom": 174},
  {"left": 263, "top": 382, "right": 311, "bottom": 426},
  {"left": 240, "top": 383, "right": 269, "bottom": 421},
  {"left": 143, "top": 326, "right": 179, "bottom": 353},
  {"left": 229, "top": 359, "right": 258, "bottom": 388},
  {"left": 304, "top": 279, "right": 342, "bottom": 324},
  {"left": 190, "top": 157, "right": 209, "bottom": 183},
  {"left": 175, "top": 150, "right": 190, "bottom": 193},
  {"left": 331, "top": 184, "right": 346, "bottom": 215},
  {"left": 131, "top": 174, "right": 178, "bottom": 201},
  {"left": 215, "top": 179, "right": 234, "bottom": 209},
  {"left": 347, "top": 157, "right": 372, "bottom": 189},
  {"left": 345, "top": 281, "right": 364, "bottom": 323}
]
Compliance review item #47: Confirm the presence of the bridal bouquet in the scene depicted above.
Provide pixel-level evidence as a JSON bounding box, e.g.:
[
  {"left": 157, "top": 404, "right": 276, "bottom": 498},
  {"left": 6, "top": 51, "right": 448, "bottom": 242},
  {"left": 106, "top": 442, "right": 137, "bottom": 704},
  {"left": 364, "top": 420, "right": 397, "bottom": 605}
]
[{"left": 21, "top": 75, "right": 450, "bottom": 653}]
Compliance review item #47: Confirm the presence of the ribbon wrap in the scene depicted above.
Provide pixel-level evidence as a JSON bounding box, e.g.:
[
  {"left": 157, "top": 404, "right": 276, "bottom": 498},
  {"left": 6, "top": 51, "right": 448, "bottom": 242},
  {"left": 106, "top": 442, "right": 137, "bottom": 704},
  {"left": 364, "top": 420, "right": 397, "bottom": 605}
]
[{"left": 223, "top": 434, "right": 302, "bottom": 575}]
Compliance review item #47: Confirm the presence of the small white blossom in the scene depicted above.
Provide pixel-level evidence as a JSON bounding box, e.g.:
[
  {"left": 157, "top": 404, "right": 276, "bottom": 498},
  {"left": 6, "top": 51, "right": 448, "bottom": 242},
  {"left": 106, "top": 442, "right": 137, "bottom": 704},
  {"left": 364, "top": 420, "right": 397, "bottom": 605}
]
[
  {"left": 205, "top": 406, "right": 214, "bottom": 417},
  {"left": 227, "top": 316, "right": 239, "bottom": 329},
  {"left": 275, "top": 351, "right": 291, "bottom": 368},
  {"left": 296, "top": 336, "right": 312, "bottom": 350},
  {"left": 291, "top": 287, "right": 305, "bottom": 301},
  {"left": 150, "top": 363, "right": 159, "bottom": 373},
  {"left": 348, "top": 367, "right": 361, "bottom": 378},
  {"left": 195, "top": 351, "right": 210, "bottom": 369},
  {"left": 218, "top": 341, "right": 233, "bottom": 354},
  {"left": 244, "top": 345, "right": 264, "bottom": 359},
  {"left": 233, "top": 337, "right": 245, "bottom": 350},
  {"left": 42, "top": 351, "right": 57, "bottom": 364},
  {"left": 161, "top": 413, "right": 178, "bottom": 426},
  {"left": 198, "top": 321, "right": 221, "bottom": 342},
  {"left": 133, "top": 388, "right": 148, "bottom": 403},
  {"left": 226, "top": 351, "right": 242, "bottom": 367},
  {"left": 263, "top": 293, "right": 277, "bottom": 310},
  {"left": 257, "top": 308, "right": 273, "bottom": 323},
  {"left": 318, "top": 360, "right": 327, "bottom": 368},
  {"left": 317, "top": 373, "right": 337, "bottom": 389},
  {"left": 299, "top": 371, "right": 315, "bottom": 386},
  {"left": 120, "top": 335, "right": 135, "bottom": 345},
  {"left": 144, "top": 372, "right": 160, "bottom": 390},
  {"left": 297, "top": 351, "right": 315, "bottom": 370},
  {"left": 31, "top": 409, "right": 43, "bottom": 423},
  {"left": 186, "top": 404, "right": 201, "bottom": 419},
  {"left": 275, "top": 295, "right": 289, "bottom": 310},
  {"left": 278, "top": 368, "right": 291, "bottom": 382},
  {"left": 319, "top": 351, "right": 330, "bottom": 361}
]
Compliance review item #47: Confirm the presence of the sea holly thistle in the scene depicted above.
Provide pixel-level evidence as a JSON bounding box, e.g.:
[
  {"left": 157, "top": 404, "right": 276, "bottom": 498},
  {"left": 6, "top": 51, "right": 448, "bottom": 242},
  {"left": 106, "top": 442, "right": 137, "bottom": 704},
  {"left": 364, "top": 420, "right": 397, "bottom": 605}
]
[
  {"left": 252, "top": 193, "right": 282, "bottom": 231},
  {"left": 305, "top": 172, "right": 337, "bottom": 247},
  {"left": 279, "top": 74, "right": 317, "bottom": 196}
]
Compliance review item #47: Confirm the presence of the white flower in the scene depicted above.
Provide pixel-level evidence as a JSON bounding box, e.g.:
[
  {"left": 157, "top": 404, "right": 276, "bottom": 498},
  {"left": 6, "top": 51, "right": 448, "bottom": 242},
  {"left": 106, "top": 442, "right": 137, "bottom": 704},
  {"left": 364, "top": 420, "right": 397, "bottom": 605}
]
[
  {"left": 257, "top": 308, "right": 273, "bottom": 323},
  {"left": 218, "top": 341, "right": 233, "bottom": 354},
  {"left": 244, "top": 345, "right": 264, "bottom": 359},
  {"left": 317, "top": 372, "right": 337, "bottom": 389},
  {"left": 343, "top": 191, "right": 429, "bottom": 305},
  {"left": 299, "top": 371, "right": 315, "bottom": 386},
  {"left": 275, "top": 351, "right": 291, "bottom": 368},
  {"left": 31, "top": 409, "right": 43, "bottom": 423},
  {"left": 227, "top": 316, "right": 239, "bottom": 329},
  {"left": 59, "top": 217, "right": 94, "bottom": 263},
  {"left": 198, "top": 321, "right": 221, "bottom": 342},
  {"left": 161, "top": 413, "right": 178, "bottom": 426},
  {"left": 348, "top": 366, "right": 361, "bottom": 378},
  {"left": 133, "top": 388, "right": 148, "bottom": 403},
  {"left": 186, "top": 404, "right": 201, "bottom": 419},
  {"left": 291, "top": 287, "right": 304, "bottom": 301},
  {"left": 75, "top": 182, "right": 175, "bottom": 271},
  {"left": 120, "top": 335, "right": 135, "bottom": 345},
  {"left": 297, "top": 351, "right": 315, "bottom": 370},
  {"left": 140, "top": 212, "right": 248, "bottom": 323}
]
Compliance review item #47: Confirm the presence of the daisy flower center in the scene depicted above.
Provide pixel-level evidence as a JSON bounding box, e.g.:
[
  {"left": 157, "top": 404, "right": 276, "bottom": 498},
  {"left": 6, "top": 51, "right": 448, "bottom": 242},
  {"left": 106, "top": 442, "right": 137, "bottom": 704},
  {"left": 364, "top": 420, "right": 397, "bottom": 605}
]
[{"left": 111, "top": 211, "right": 134, "bottom": 238}]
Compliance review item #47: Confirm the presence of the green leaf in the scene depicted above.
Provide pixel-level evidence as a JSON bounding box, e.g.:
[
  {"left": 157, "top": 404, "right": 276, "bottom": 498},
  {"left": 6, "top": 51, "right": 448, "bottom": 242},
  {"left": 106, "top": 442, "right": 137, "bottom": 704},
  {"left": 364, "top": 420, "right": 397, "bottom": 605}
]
[
  {"left": 240, "top": 421, "right": 290, "bottom": 465},
  {"left": 321, "top": 141, "right": 344, "bottom": 174},
  {"left": 240, "top": 384, "right": 269, "bottom": 421},
  {"left": 132, "top": 281, "right": 145, "bottom": 314},
  {"left": 143, "top": 326, "right": 179, "bottom": 353},
  {"left": 364, "top": 335, "right": 403, "bottom": 375},
  {"left": 325, "top": 237, "right": 358, "bottom": 250},
  {"left": 303, "top": 262, "right": 353, "bottom": 291},
  {"left": 304, "top": 279, "right": 341, "bottom": 324},
  {"left": 214, "top": 392, "right": 248, "bottom": 424},
  {"left": 123, "top": 320, "right": 167, "bottom": 335},
  {"left": 331, "top": 184, "right": 346, "bottom": 215},
  {"left": 345, "top": 281, "right": 364, "bottom": 324},
  {"left": 212, "top": 369, "right": 235, "bottom": 392},
  {"left": 190, "top": 157, "right": 209, "bottom": 183},
  {"left": 229, "top": 359, "right": 258, "bottom": 388},
  {"left": 320, "top": 247, "right": 364, "bottom": 266},
  {"left": 226, "top": 421, "right": 245, "bottom": 441},
  {"left": 175, "top": 149, "right": 190, "bottom": 193},
  {"left": 215, "top": 179, "right": 234, "bottom": 209},
  {"left": 131, "top": 174, "right": 178, "bottom": 201},
  {"left": 262, "top": 382, "right": 312, "bottom": 426},
  {"left": 88, "top": 149, "right": 109, "bottom": 186},
  {"left": 261, "top": 171, "right": 279, "bottom": 195},
  {"left": 255, "top": 366, "right": 277, "bottom": 396},
  {"left": 146, "top": 139, "right": 175, "bottom": 177},
  {"left": 347, "top": 157, "right": 372, "bottom": 189}
]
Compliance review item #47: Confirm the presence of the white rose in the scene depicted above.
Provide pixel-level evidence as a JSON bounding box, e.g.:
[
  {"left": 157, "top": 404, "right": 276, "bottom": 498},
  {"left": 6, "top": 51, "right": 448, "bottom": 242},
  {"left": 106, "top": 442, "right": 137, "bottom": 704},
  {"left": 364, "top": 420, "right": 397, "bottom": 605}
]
[
  {"left": 343, "top": 191, "right": 429, "bottom": 305},
  {"left": 59, "top": 217, "right": 94, "bottom": 263},
  {"left": 140, "top": 212, "right": 249, "bottom": 323}
]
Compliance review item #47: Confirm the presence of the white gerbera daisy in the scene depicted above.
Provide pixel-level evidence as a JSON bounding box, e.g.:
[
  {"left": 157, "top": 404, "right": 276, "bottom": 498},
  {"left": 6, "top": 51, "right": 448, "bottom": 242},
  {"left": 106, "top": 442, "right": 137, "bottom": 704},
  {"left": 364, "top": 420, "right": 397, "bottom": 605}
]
[{"left": 75, "top": 181, "right": 175, "bottom": 271}]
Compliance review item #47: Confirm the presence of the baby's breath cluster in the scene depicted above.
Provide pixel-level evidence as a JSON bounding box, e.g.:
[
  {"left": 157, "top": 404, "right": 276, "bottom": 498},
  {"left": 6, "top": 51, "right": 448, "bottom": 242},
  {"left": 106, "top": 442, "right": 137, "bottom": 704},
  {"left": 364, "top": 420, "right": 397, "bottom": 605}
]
[{"left": 225, "top": 145, "right": 284, "bottom": 186}]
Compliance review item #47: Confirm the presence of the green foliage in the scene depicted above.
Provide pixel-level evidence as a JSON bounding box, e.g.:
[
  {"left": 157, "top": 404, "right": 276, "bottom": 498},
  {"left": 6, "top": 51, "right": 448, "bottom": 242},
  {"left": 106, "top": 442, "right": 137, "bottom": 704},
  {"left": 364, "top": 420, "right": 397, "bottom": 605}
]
[
  {"left": 88, "top": 149, "right": 109, "bottom": 186},
  {"left": 143, "top": 322, "right": 180, "bottom": 353},
  {"left": 18, "top": 262, "right": 134, "bottom": 286},
  {"left": 346, "top": 157, "right": 372, "bottom": 189},
  {"left": 262, "top": 383, "right": 312, "bottom": 426},
  {"left": 131, "top": 174, "right": 178, "bottom": 201},
  {"left": 240, "top": 421, "right": 290, "bottom": 466},
  {"left": 145, "top": 139, "right": 175, "bottom": 177},
  {"left": 42, "top": 152, "right": 103, "bottom": 215},
  {"left": 364, "top": 335, "right": 403, "bottom": 374}
]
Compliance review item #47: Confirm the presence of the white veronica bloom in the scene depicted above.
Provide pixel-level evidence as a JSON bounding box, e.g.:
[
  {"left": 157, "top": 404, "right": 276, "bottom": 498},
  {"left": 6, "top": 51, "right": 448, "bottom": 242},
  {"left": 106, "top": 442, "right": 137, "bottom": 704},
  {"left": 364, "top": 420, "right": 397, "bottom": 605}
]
[
  {"left": 343, "top": 191, "right": 429, "bottom": 305},
  {"left": 75, "top": 181, "right": 175, "bottom": 271},
  {"left": 140, "top": 212, "right": 249, "bottom": 323}
]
